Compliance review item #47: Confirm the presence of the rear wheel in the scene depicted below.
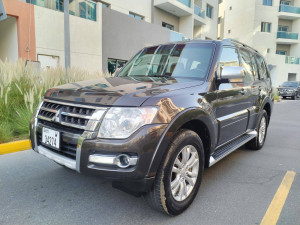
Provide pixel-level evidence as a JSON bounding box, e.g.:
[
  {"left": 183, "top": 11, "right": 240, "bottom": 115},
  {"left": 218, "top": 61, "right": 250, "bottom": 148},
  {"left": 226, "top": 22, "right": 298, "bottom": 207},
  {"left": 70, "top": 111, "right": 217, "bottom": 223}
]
[
  {"left": 292, "top": 95, "right": 296, "bottom": 100},
  {"left": 282, "top": 96, "right": 287, "bottom": 99},
  {"left": 246, "top": 110, "right": 268, "bottom": 150},
  {"left": 145, "top": 129, "right": 204, "bottom": 216}
]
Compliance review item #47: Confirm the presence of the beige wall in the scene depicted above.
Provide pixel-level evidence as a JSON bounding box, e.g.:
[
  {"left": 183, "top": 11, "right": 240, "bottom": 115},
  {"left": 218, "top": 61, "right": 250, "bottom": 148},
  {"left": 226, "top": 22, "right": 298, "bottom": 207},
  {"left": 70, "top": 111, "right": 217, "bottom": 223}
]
[
  {"left": 153, "top": 7, "right": 180, "bottom": 32},
  {"left": 34, "top": 4, "right": 102, "bottom": 73},
  {"left": 103, "top": 0, "right": 152, "bottom": 22}
]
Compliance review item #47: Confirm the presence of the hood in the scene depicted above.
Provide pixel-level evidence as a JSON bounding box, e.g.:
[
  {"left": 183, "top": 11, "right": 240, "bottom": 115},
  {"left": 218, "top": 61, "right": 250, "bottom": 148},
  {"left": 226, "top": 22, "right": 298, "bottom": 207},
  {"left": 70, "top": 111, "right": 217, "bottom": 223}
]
[{"left": 44, "top": 76, "right": 205, "bottom": 107}]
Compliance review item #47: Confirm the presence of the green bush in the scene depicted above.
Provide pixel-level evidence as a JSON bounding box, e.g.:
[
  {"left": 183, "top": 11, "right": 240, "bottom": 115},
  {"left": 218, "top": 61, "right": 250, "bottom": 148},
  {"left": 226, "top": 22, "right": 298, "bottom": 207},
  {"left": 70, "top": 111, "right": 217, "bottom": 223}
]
[{"left": 0, "top": 60, "right": 104, "bottom": 143}]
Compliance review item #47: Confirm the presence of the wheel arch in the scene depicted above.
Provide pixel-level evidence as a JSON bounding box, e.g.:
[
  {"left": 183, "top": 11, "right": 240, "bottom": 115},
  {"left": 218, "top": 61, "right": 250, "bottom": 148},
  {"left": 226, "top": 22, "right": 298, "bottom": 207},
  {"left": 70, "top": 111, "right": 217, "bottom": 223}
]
[{"left": 146, "top": 108, "right": 217, "bottom": 177}]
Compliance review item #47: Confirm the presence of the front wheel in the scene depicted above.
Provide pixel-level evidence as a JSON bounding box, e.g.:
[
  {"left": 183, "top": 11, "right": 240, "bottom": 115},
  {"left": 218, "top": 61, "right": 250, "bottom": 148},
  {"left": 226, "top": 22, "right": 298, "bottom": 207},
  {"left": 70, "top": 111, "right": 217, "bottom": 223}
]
[
  {"left": 246, "top": 110, "right": 268, "bottom": 150},
  {"left": 145, "top": 129, "right": 204, "bottom": 216}
]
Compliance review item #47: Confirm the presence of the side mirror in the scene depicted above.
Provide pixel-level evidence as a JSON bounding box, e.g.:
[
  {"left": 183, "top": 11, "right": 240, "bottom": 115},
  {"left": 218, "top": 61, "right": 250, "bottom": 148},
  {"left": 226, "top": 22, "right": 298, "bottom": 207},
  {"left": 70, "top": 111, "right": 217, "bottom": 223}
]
[{"left": 219, "top": 66, "right": 245, "bottom": 83}]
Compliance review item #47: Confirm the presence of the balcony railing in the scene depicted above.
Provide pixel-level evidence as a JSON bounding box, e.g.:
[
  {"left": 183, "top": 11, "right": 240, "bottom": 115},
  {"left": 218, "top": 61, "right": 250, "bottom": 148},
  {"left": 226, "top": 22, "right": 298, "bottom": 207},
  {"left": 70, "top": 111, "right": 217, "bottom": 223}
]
[
  {"left": 285, "top": 56, "right": 300, "bottom": 64},
  {"left": 177, "top": 0, "right": 191, "bottom": 7},
  {"left": 194, "top": 5, "right": 205, "bottom": 18},
  {"left": 277, "top": 31, "right": 299, "bottom": 40},
  {"left": 279, "top": 4, "right": 300, "bottom": 14},
  {"left": 26, "top": 0, "right": 97, "bottom": 21}
]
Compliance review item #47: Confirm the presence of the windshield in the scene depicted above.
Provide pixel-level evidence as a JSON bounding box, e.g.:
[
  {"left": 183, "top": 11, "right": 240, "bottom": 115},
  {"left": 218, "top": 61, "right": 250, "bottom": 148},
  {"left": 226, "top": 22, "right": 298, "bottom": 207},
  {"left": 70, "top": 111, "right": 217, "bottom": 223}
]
[
  {"left": 117, "top": 43, "right": 214, "bottom": 79},
  {"left": 281, "top": 82, "right": 298, "bottom": 87}
]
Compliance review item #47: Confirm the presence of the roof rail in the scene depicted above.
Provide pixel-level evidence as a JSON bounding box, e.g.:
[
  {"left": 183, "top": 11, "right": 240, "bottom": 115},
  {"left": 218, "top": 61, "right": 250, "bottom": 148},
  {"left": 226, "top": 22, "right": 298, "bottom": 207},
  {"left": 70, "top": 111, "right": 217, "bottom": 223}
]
[{"left": 222, "top": 38, "right": 258, "bottom": 53}]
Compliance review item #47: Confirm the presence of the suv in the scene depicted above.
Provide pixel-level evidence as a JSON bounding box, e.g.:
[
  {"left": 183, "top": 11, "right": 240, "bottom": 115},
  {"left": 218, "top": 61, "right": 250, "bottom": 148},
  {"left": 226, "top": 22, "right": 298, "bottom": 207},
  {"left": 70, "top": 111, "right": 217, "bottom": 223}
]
[
  {"left": 30, "top": 39, "right": 273, "bottom": 215},
  {"left": 278, "top": 81, "right": 300, "bottom": 100}
]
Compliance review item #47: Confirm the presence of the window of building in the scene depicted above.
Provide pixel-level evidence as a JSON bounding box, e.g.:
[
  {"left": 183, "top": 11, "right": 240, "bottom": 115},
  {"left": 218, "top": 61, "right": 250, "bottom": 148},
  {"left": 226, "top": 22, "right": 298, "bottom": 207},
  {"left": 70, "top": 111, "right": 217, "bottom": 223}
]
[
  {"left": 280, "top": 1, "right": 291, "bottom": 5},
  {"left": 206, "top": 4, "right": 213, "bottom": 18},
  {"left": 219, "top": 0, "right": 223, "bottom": 4},
  {"left": 261, "top": 22, "right": 271, "bottom": 32},
  {"left": 276, "top": 50, "right": 287, "bottom": 55},
  {"left": 228, "top": 29, "right": 231, "bottom": 34},
  {"left": 229, "top": 6, "right": 232, "bottom": 10},
  {"left": 239, "top": 48, "right": 255, "bottom": 85},
  {"left": 162, "top": 22, "right": 174, "bottom": 31},
  {"left": 108, "top": 58, "right": 127, "bottom": 74},
  {"left": 263, "top": 0, "right": 272, "bottom": 6},
  {"left": 278, "top": 25, "right": 288, "bottom": 32},
  {"left": 267, "top": 48, "right": 270, "bottom": 53},
  {"left": 129, "top": 12, "right": 144, "bottom": 20},
  {"left": 288, "top": 73, "right": 297, "bottom": 81}
]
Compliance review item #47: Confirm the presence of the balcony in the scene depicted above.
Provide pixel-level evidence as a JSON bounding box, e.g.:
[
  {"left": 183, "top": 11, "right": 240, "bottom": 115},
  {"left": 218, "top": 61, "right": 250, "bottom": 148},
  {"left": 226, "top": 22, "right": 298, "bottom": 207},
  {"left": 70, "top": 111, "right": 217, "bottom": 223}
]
[
  {"left": 26, "top": 0, "right": 97, "bottom": 21},
  {"left": 154, "top": 0, "right": 193, "bottom": 17},
  {"left": 194, "top": 5, "right": 206, "bottom": 26},
  {"left": 276, "top": 31, "right": 299, "bottom": 44},
  {"left": 285, "top": 56, "right": 300, "bottom": 65},
  {"left": 278, "top": 4, "right": 300, "bottom": 20}
]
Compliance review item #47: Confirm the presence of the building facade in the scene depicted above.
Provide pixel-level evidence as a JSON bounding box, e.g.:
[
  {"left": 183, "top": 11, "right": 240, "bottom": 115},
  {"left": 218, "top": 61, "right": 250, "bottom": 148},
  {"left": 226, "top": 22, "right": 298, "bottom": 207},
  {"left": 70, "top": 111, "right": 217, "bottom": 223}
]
[
  {"left": 218, "top": 0, "right": 300, "bottom": 87},
  {"left": 0, "top": 0, "right": 218, "bottom": 74}
]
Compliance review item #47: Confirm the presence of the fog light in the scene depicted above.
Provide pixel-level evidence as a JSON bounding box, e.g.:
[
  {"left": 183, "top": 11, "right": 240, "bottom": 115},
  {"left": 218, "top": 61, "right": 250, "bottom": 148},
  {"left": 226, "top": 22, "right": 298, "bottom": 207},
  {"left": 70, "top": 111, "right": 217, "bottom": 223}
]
[
  {"left": 115, "top": 154, "right": 131, "bottom": 168},
  {"left": 89, "top": 154, "right": 138, "bottom": 168}
]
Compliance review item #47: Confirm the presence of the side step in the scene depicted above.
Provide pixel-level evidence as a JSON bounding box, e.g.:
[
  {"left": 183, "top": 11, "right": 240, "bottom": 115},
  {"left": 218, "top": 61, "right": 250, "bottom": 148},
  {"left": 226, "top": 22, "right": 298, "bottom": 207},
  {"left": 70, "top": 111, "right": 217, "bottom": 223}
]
[{"left": 209, "top": 131, "right": 257, "bottom": 167}]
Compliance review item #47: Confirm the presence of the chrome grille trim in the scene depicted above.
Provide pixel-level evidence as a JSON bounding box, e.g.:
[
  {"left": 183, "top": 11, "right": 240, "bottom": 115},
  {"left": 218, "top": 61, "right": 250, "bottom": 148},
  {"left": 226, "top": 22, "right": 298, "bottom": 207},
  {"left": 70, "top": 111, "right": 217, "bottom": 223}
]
[
  {"left": 43, "top": 98, "right": 103, "bottom": 110},
  {"left": 37, "top": 99, "right": 107, "bottom": 131}
]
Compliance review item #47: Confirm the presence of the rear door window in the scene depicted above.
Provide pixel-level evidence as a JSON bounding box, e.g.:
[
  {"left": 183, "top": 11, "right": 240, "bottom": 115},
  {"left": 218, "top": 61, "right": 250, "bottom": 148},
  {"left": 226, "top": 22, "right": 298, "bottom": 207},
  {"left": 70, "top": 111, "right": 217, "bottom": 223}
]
[{"left": 256, "top": 54, "right": 269, "bottom": 81}]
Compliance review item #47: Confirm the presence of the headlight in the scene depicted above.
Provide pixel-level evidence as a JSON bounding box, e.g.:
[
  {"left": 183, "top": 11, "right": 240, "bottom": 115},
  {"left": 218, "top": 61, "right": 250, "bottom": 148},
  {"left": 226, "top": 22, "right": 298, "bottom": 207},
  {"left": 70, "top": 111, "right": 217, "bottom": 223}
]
[{"left": 98, "top": 107, "right": 158, "bottom": 139}]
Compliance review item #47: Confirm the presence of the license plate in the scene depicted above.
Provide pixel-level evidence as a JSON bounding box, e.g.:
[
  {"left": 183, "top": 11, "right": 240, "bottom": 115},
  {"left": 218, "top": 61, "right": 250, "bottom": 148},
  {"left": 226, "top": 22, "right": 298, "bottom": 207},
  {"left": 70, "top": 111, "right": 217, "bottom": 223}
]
[{"left": 42, "top": 127, "right": 60, "bottom": 149}]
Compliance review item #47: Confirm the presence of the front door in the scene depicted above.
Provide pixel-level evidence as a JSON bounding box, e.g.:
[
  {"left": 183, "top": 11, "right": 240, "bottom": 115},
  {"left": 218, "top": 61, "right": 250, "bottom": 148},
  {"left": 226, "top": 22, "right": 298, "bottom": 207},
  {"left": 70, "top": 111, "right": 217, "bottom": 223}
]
[{"left": 215, "top": 46, "right": 253, "bottom": 146}]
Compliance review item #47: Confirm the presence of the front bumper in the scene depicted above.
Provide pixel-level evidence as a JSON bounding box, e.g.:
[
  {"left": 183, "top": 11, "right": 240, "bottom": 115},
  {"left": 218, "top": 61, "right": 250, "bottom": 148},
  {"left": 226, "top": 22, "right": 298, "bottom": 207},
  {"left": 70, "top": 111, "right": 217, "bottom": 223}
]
[
  {"left": 278, "top": 91, "right": 296, "bottom": 97},
  {"left": 30, "top": 116, "right": 167, "bottom": 191}
]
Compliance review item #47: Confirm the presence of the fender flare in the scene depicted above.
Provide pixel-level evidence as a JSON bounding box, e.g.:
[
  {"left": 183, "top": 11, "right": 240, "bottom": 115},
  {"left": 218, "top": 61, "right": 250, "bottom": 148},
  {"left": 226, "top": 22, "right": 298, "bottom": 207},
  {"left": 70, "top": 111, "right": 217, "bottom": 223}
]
[{"left": 146, "top": 108, "right": 216, "bottom": 177}]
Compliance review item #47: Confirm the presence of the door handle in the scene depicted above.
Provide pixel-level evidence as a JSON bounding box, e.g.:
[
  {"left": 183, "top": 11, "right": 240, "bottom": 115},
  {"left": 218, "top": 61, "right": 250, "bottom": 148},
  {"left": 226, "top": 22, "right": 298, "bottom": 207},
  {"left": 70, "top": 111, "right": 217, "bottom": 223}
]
[{"left": 239, "top": 89, "right": 245, "bottom": 95}]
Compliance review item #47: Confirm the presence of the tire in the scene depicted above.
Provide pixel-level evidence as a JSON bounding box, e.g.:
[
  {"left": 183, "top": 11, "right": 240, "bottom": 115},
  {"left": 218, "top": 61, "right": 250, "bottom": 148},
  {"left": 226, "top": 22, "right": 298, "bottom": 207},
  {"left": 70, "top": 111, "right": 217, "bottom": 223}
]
[
  {"left": 246, "top": 110, "right": 268, "bottom": 150},
  {"left": 282, "top": 96, "right": 286, "bottom": 99},
  {"left": 145, "top": 129, "right": 204, "bottom": 216},
  {"left": 292, "top": 95, "right": 296, "bottom": 100}
]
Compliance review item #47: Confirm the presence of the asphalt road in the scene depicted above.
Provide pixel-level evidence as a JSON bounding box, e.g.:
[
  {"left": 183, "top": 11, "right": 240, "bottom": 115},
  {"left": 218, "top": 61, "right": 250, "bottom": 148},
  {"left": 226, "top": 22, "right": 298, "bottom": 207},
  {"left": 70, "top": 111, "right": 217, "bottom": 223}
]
[{"left": 1, "top": 100, "right": 300, "bottom": 225}]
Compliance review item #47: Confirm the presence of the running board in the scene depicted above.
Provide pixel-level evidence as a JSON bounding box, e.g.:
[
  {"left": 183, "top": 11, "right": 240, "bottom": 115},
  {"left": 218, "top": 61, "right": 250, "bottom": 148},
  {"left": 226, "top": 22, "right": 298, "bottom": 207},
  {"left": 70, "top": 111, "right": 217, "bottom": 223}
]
[{"left": 209, "top": 131, "right": 257, "bottom": 167}]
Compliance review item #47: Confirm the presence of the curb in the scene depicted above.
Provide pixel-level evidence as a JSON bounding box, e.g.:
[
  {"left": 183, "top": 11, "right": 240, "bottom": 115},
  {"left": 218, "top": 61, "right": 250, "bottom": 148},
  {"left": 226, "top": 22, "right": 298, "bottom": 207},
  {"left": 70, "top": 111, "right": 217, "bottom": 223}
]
[{"left": 0, "top": 140, "right": 31, "bottom": 155}]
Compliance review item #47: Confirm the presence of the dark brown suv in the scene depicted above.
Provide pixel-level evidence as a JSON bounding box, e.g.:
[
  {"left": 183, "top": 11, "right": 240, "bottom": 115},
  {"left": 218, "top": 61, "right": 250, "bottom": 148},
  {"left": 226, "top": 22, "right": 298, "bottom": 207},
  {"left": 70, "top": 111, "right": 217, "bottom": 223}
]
[{"left": 30, "top": 39, "right": 273, "bottom": 215}]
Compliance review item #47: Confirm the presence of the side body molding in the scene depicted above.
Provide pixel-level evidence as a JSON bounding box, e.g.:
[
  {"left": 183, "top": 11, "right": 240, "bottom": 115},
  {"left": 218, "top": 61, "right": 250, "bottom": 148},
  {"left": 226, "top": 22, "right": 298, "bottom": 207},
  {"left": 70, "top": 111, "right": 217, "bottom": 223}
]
[{"left": 146, "top": 108, "right": 217, "bottom": 177}]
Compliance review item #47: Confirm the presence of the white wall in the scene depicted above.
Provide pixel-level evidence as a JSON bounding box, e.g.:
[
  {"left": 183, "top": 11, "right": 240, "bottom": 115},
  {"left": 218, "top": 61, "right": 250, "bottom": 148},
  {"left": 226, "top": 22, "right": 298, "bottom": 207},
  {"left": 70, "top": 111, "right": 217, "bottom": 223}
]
[
  {"left": 103, "top": 0, "right": 152, "bottom": 22},
  {"left": 0, "top": 17, "right": 18, "bottom": 62},
  {"left": 199, "top": 0, "right": 218, "bottom": 39},
  {"left": 34, "top": 4, "right": 102, "bottom": 73}
]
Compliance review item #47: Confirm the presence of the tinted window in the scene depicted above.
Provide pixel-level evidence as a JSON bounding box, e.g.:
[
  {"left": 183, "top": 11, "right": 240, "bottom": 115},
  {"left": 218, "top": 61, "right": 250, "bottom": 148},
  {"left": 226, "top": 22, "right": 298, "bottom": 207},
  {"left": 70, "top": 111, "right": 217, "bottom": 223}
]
[
  {"left": 239, "top": 49, "right": 254, "bottom": 85},
  {"left": 219, "top": 47, "right": 239, "bottom": 67},
  {"left": 219, "top": 47, "right": 240, "bottom": 77},
  {"left": 256, "top": 55, "right": 269, "bottom": 80},
  {"left": 249, "top": 53, "right": 259, "bottom": 80}
]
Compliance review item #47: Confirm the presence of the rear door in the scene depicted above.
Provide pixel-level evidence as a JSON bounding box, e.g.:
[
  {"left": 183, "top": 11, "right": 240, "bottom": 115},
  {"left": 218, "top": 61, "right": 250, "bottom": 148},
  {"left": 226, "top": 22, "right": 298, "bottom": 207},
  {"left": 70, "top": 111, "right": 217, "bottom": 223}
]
[{"left": 215, "top": 47, "right": 253, "bottom": 146}]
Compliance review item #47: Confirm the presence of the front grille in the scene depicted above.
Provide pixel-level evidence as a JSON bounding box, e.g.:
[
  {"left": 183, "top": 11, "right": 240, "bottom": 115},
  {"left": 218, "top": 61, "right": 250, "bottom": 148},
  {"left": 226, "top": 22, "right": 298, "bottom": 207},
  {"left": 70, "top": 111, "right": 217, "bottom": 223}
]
[
  {"left": 38, "top": 101, "right": 95, "bottom": 129},
  {"left": 36, "top": 99, "right": 106, "bottom": 160}
]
